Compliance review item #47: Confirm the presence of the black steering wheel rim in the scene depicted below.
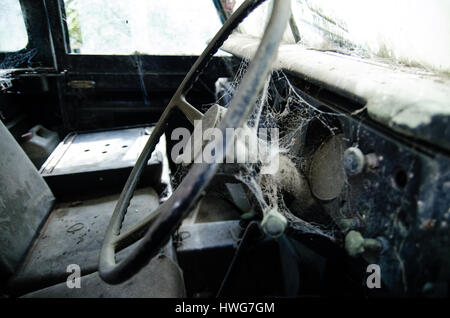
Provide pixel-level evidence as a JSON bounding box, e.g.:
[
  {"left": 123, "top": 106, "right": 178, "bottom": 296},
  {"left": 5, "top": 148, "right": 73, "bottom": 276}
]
[{"left": 99, "top": 0, "right": 291, "bottom": 285}]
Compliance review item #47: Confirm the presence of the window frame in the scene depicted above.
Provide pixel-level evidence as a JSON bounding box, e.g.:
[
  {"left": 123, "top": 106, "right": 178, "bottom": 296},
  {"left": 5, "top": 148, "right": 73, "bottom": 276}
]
[{"left": 43, "top": 0, "right": 232, "bottom": 133}]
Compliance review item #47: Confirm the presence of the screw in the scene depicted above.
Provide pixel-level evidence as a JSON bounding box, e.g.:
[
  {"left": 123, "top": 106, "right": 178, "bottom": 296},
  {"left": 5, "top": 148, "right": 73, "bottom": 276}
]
[
  {"left": 345, "top": 230, "right": 383, "bottom": 257},
  {"left": 344, "top": 147, "right": 379, "bottom": 176}
]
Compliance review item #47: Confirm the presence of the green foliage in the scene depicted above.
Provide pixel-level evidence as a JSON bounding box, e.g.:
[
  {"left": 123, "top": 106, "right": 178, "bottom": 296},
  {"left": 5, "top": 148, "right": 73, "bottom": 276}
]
[{"left": 65, "top": 0, "right": 83, "bottom": 52}]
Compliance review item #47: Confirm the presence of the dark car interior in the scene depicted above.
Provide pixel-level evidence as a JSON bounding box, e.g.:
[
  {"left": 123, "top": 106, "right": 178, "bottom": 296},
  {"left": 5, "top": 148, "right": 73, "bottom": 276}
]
[{"left": 1, "top": 0, "right": 449, "bottom": 298}]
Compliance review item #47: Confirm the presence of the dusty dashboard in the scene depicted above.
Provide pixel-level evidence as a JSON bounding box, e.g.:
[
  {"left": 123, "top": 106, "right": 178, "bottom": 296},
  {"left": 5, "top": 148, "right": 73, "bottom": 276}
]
[{"left": 213, "top": 34, "right": 450, "bottom": 297}]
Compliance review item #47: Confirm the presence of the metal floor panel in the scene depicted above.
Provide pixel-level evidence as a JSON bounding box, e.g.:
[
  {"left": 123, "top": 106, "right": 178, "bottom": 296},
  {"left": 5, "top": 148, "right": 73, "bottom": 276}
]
[
  {"left": 41, "top": 126, "right": 159, "bottom": 175},
  {"left": 8, "top": 187, "right": 160, "bottom": 296},
  {"left": 39, "top": 126, "right": 164, "bottom": 197},
  {"left": 21, "top": 247, "right": 185, "bottom": 298}
]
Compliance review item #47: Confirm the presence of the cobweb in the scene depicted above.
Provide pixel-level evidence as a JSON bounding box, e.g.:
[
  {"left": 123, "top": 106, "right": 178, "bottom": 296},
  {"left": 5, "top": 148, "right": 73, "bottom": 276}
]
[
  {"left": 0, "top": 49, "right": 37, "bottom": 70},
  {"left": 173, "top": 58, "right": 350, "bottom": 241}
]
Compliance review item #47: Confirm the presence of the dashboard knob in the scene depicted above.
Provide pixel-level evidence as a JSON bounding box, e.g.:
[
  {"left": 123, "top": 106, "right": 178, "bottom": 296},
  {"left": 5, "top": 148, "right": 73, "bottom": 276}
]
[{"left": 344, "top": 147, "right": 365, "bottom": 176}]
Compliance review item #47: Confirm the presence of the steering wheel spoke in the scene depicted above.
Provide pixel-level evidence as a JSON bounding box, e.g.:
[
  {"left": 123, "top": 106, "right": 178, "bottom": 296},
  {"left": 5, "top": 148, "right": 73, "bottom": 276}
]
[{"left": 174, "top": 95, "right": 204, "bottom": 124}]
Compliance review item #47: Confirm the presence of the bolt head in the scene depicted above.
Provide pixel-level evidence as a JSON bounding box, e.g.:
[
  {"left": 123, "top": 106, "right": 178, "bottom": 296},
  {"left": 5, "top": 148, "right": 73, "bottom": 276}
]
[
  {"left": 261, "top": 209, "right": 287, "bottom": 238},
  {"left": 344, "top": 147, "right": 365, "bottom": 176}
]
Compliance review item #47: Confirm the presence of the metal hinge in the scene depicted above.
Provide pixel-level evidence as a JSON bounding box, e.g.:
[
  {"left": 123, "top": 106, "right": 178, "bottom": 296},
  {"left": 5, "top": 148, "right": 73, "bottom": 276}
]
[{"left": 67, "top": 80, "right": 96, "bottom": 89}]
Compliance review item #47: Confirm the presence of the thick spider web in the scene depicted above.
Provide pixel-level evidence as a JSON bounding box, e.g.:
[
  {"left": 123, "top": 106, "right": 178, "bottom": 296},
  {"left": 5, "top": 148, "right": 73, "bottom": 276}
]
[{"left": 171, "top": 59, "right": 355, "bottom": 241}]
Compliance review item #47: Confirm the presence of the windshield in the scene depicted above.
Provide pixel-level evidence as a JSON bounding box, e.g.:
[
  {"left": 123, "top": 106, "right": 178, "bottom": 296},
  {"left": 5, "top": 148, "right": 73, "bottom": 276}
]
[
  {"left": 228, "top": 0, "right": 450, "bottom": 74},
  {"left": 64, "top": 0, "right": 224, "bottom": 55},
  {"left": 0, "top": 0, "right": 28, "bottom": 53}
]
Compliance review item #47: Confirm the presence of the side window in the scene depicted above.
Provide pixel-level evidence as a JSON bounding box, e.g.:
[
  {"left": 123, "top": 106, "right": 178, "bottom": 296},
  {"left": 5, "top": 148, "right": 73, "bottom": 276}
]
[
  {"left": 0, "top": 0, "right": 28, "bottom": 53},
  {"left": 63, "top": 0, "right": 224, "bottom": 55}
]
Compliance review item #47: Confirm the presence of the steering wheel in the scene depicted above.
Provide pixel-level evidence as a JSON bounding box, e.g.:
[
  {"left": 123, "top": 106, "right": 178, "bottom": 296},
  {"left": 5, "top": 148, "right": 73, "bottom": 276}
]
[{"left": 99, "top": 0, "right": 291, "bottom": 284}]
